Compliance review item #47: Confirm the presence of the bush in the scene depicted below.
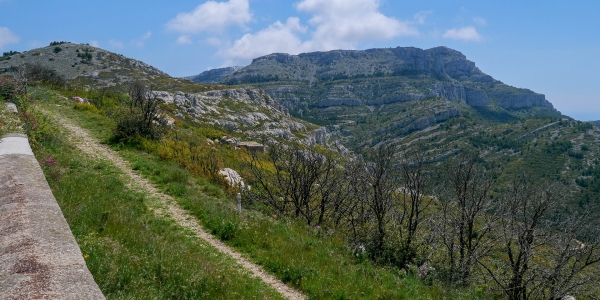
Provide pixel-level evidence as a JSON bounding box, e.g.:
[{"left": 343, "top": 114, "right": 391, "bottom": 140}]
[
  {"left": 0, "top": 76, "right": 26, "bottom": 101},
  {"left": 113, "top": 82, "right": 166, "bottom": 142},
  {"left": 2, "top": 50, "right": 19, "bottom": 57},
  {"left": 20, "top": 63, "right": 65, "bottom": 88}
]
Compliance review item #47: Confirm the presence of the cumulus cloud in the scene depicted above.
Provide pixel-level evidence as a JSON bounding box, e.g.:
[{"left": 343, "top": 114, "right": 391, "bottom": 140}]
[
  {"left": 220, "top": 0, "right": 417, "bottom": 63},
  {"left": 443, "top": 26, "right": 482, "bottom": 41},
  {"left": 166, "top": 0, "right": 252, "bottom": 34},
  {"left": 177, "top": 35, "right": 193, "bottom": 45},
  {"left": 219, "top": 17, "right": 308, "bottom": 62},
  {"left": 108, "top": 39, "right": 124, "bottom": 48},
  {"left": 0, "top": 27, "right": 19, "bottom": 49},
  {"left": 89, "top": 40, "right": 99, "bottom": 47},
  {"left": 296, "top": 0, "right": 418, "bottom": 50},
  {"left": 132, "top": 31, "right": 152, "bottom": 47}
]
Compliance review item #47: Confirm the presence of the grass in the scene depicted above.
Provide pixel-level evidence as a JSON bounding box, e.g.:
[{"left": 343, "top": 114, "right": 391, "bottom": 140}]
[
  {"left": 34, "top": 86, "right": 494, "bottom": 299},
  {"left": 26, "top": 93, "right": 285, "bottom": 299},
  {"left": 0, "top": 98, "right": 23, "bottom": 136}
]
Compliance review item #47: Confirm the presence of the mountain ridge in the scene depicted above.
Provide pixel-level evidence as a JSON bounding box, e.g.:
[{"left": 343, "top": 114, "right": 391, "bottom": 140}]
[{"left": 187, "top": 46, "right": 555, "bottom": 112}]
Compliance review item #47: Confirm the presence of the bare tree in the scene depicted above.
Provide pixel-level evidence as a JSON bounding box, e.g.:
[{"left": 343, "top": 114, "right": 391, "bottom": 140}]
[
  {"left": 436, "top": 152, "right": 498, "bottom": 286},
  {"left": 354, "top": 144, "right": 399, "bottom": 260},
  {"left": 480, "top": 176, "right": 600, "bottom": 300},
  {"left": 245, "top": 142, "right": 344, "bottom": 226},
  {"left": 395, "top": 147, "right": 434, "bottom": 266},
  {"left": 114, "top": 82, "right": 166, "bottom": 141}
]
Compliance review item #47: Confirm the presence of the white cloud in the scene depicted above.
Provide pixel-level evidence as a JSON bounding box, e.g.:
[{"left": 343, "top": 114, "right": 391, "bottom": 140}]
[
  {"left": 219, "top": 17, "right": 308, "bottom": 63},
  {"left": 296, "top": 0, "right": 418, "bottom": 50},
  {"left": 177, "top": 35, "right": 193, "bottom": 45},
  {"left": 0, "top": 27, "right": 19, "bottom": 49},
  {"left": 108, "top": 39, "right": 124, "bottom": 48},
  {"left": 220, "top": 0, "right": 417, "bottom": 64},
  {"left": 132, "top": 31, "right": 152, "bottom": 47},
  {"left": 89, "top": 40, "right": 99, "bottom": 47},
  {"left": 166, "top": 0, "right": 252, "bottom": 34},
  {"left": 443, "top": 26, "right": 482, "bottom": 42},
  {"left": 473, "top": 17, "right": 487, "bottom": 26}
]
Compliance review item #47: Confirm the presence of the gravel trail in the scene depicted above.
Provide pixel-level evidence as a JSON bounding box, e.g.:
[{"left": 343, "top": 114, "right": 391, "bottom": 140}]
[{"left": 52, "top": 113, "right": 306, "bottom": 300}]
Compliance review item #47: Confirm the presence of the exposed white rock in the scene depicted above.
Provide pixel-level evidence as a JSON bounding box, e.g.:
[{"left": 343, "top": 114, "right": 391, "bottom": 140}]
[{"left": 218, "top": 168, "right": 246, "bottom": 190}]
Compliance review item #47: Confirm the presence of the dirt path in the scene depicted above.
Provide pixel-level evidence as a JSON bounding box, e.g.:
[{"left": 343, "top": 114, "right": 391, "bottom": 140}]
[{"left": 52, "top": 114, "right": 306, "bottom": 300}]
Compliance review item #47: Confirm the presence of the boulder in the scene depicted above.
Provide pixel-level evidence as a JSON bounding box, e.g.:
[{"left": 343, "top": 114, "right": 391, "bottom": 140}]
[{"left": 238, "top": 141, "right": 265, "bottom": 152}]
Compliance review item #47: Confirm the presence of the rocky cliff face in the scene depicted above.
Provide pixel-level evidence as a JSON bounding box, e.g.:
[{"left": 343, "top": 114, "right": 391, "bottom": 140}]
[
  {"left": 223, "top": 46, "right": 554, "bottom": 112},
  {"left": 229, "top": 46, "right": 492, "bottom": 83},
  {"left": 184, "top": 66, "right": 243, "bottom": 84}
]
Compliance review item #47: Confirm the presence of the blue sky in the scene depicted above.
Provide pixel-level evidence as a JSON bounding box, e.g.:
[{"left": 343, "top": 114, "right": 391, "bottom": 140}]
[{"left": 1, "top": 0, "right": 599, "bottom": 120}]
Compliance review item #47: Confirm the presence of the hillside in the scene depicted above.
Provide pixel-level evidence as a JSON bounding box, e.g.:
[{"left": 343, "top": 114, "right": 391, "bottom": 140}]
[
  {"left": 186, "top": 46, "right": 600, "bottom": 213},
  {"left": 3, "top": 43, "right": 600, "bottom": 299},
  {"left": 1, "top": 43, "right": 327, "bottom": 145}
]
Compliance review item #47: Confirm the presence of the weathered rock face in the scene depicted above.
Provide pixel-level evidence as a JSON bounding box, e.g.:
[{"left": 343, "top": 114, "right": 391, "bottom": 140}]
[
  {"left": 305, "top": 127, "right": 331, "bottom": 146},
  {"left": 496, "top": 93, "right": 553, "bottom": 109},
  {"left": 184, "top": 66, "right": 244, "bottom": 84},
  {"left": 222, "top": 46, "right": 555, "bottom": 112},
  {"left": 226, "top": 46, "right": 492, "bottom": 85},
  {"left": 152, "top": 88, "right": 289, "bottom": 116},
  {"left": 151, "top": 88, "right": 315, "bottom": 143},
  {"left": 465, "top": 89, "right": 488, "bottom": 107}
]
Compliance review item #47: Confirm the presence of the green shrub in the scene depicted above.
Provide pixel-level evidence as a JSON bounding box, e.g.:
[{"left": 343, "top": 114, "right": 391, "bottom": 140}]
[
  {"left": 113, "top": 82, "right": 166, "bottom": 142},
  {"left": 74, "top": 103, "right": 104, "bottom": 115},
  {"left": 0, "top": 76, "right": 26, "bottom": 101}
]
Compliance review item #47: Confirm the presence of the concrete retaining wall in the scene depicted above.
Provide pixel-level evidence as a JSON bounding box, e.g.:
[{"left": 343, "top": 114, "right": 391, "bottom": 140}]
[{"left": 0, "top": 132, "right": 105, "bottom": 299}]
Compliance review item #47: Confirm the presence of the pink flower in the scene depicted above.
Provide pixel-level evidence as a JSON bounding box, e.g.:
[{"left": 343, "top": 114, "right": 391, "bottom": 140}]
[{"left": 42, "top": 157, "right": 57, "bottom": 165}]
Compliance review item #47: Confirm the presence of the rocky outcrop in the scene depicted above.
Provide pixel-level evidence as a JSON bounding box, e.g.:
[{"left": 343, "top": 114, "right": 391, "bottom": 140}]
[
  {"left": 184, "top": 66, "right": 244, "bottom": 84},
  {"left": 466, "top": 89, "right": 488, "bottom": 107},
  {"left": 496, "top": 93, "right": 553, "bottom": 109},
  {"left": 305, "top": 127, "right": 331, "bottom": 146},
  {"left": 431, "top": 82, "right": 466, "bottom": 102},
  {"left": 151, "top": 88, "right": 289, "bottom": 116}
]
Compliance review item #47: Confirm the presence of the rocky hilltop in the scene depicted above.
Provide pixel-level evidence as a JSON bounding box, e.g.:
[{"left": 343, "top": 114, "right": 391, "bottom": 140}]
[
  {"left": 0, "top": 42, "right": 174, "bottom": 90},
  {"left": 221, "top": 46, "right": 554, "bottom": 111},
  {"left": 184, "top": 66, "right": 243, "bottom": 84}
]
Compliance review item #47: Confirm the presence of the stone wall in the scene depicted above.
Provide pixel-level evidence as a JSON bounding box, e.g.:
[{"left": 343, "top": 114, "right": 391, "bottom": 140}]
[{"left": 0, "top": 132, "right": 105, "bottom": 299}]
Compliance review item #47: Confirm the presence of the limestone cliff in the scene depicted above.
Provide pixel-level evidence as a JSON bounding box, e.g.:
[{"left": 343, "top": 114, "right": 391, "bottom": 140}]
[{"left": 222, "top": 46, "right": 555, "bottom": 112}]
